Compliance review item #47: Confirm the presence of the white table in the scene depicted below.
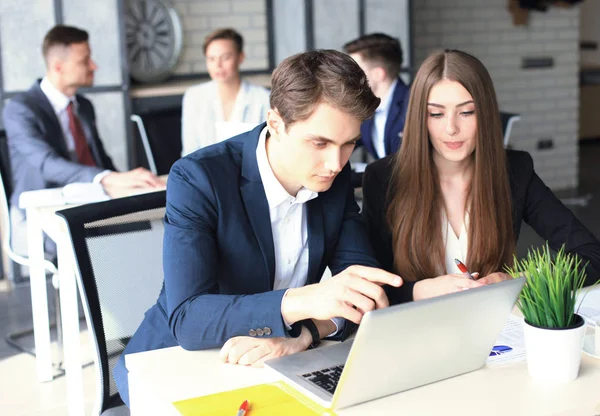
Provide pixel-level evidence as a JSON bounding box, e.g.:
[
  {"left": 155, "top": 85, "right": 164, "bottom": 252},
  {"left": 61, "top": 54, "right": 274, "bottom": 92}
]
[
  {"left": 126, "top": 336, "right": 600, "bottom": 416},
  {"left": 19, "top": 183, "right": 166, "bottom": 416}
]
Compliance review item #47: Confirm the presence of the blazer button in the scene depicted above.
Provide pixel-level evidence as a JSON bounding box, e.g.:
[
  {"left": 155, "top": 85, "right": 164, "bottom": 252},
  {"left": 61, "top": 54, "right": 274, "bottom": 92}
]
[
  {"left": 248, "top": 329, "right": 257, "bottom": 337},
  {"left": 256, "top": 328, "right": 264, "bottom": 336},
  {"left": 263, "top": 327, "right": 272, "bottom": 336}
]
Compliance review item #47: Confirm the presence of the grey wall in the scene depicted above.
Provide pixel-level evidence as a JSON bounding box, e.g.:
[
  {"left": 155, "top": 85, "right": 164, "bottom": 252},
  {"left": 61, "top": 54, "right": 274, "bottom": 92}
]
[
  {"left": 313, "top": 0, "right": 360, "bottom": 50},
  {"left": 272, "top": 0, "right": 306, "bottom": 64},
  {"left": 413, "top": 0, "right": 580, "bottom": 190},
  {"left": 0, "top": 0, "right": 54, "bottom": 95},
  {"left": 170, "top": 0, "right": 269, "bottom": 74}
]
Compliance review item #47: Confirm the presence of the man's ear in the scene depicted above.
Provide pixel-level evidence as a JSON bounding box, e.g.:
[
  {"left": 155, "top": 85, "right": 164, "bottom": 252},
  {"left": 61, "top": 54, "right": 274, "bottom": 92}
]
[
  {"left": 266, "top": 109, "right": 284, "bottom": 139},
  {"left": 372, "top": 66, "right": 387, "bottom": 83},
  {"left": 237, "top": 51, "right": 246, "bottom": 67}
]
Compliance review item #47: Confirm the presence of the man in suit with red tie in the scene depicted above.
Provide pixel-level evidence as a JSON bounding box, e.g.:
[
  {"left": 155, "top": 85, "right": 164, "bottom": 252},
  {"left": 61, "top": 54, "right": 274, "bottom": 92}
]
[{"left": 2, "top": 25, "right": 164, "bottom": 256}]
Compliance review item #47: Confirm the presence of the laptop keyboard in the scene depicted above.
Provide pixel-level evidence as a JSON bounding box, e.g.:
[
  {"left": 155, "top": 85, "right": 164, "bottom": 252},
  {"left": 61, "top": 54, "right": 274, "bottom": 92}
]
[{"left": 300, "top": 364, "right": 345, "bottom": 395}]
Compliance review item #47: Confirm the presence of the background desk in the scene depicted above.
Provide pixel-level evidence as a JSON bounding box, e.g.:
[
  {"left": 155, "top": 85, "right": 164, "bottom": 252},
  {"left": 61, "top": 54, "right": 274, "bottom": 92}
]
[{"left": 126, "top": 333, "right": 600, "bottom": 416}]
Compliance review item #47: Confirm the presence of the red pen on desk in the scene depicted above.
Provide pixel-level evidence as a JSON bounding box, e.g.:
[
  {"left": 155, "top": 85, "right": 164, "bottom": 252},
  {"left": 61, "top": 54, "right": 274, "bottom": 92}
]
[
  {"left": 454, "top": 258, "right": 475, "bottom": 280},
  {"left": 237, "top": 400, "right": 250, "bottom": 416}
]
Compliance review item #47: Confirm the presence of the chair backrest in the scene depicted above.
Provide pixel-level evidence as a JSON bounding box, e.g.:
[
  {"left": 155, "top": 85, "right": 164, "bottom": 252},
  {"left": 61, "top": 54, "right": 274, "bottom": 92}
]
[
  {"left": 131, "top": 109, "right": 182, "bottom": 175},
  {"left": 0, "top": 129, "right": 12, "bottom": 203},
  {"left": 500, "top": 112, "right": 521, "bottom": 147},
  {"left": 0, "top": 130, "right": 11, "bottom": 250},
  {"left": 56, "top": 191, "right": 166, "bottom": 413}
]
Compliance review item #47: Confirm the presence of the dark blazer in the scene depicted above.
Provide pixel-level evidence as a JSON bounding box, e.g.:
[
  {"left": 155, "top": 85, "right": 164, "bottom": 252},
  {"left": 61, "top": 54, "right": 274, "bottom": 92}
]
[
  {"left": 358, "top": 77, "right": 410, "bottom": 160},
  {"left": 362, "top": 150, "right": 600, "bottom": 305},
  {"left": 2, "top": 81, "right": 115, "bottom": 209},
  {"left": 114, "top": 123, "right": 379, "bottom": 406}
]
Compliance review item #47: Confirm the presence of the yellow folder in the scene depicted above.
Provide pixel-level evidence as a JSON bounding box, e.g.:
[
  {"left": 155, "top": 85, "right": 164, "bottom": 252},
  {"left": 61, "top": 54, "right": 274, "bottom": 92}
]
[{"left": 172, "top": 381, "right": 337, "bottom": 416}]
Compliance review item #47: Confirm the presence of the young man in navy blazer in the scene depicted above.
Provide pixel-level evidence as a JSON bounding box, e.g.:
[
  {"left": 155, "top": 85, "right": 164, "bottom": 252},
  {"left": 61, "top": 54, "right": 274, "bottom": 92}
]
[
  {"left": 114, "top": 50, "right": 403, "bottom": 407},
  {"left": 344, "top": 33, "right": 410, "bottom": 160}
]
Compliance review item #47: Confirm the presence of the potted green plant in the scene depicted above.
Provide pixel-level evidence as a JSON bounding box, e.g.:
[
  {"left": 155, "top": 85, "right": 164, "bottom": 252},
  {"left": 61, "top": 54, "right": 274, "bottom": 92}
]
[{"left": 505, "top": 244, "right": 587, "bottom": 382}]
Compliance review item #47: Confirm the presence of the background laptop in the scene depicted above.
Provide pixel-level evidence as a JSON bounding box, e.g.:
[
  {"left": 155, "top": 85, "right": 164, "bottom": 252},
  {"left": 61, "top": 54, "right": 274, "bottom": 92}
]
[{"left": 265, "top": 277, "right": 525, "bottom": 409}]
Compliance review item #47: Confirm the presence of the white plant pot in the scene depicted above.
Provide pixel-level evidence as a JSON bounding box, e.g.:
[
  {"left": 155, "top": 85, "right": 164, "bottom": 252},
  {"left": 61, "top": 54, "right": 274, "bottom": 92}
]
[{"left": 523, "top": 314, "right": 586, "bottom": 382}]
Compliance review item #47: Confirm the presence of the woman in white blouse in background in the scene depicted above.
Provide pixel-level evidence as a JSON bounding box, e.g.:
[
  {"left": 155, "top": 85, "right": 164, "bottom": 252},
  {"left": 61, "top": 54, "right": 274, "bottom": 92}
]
[{"left": 181, "top": 28, "right": 270, "bottom": 156}]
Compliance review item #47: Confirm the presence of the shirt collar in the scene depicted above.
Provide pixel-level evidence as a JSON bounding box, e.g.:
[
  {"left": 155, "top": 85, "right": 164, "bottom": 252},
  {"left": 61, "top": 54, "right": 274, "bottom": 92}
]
[
  {"left": 40, "top": 77, "right": 76, "bottom": 114},
  {"left": 255, "top": 127, "right": 318, "bottom": 210},
  {"left": 376, "top": 78, "right": 399, "bottom": 115}
]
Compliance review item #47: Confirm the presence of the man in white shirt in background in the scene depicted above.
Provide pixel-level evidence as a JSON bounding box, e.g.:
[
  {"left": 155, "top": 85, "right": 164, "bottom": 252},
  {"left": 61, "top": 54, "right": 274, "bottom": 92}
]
[{"left": 2, "top": 25, "right": 163, "bottom": 256}]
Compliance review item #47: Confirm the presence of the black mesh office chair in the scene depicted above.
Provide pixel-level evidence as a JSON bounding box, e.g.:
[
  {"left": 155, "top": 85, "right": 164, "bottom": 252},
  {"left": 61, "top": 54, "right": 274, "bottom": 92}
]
[
  {"left": 57, "top": 191, "right": 166, "bottom": 415},
  {"left": 131, "top": 108, "right": 182, "bottom": 176},
  {"left": 500, "top": 111, "right": 521, "bottom": 147}
]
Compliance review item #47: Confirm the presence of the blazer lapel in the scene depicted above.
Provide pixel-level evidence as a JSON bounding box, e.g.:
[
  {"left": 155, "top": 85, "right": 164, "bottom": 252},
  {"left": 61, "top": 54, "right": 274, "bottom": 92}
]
[
  {"left": 31, "top": 82, "right": 70, "bottom": 158},
  {"left": 384, "top": 78, "right": 409, "bottom": 155},
  {"left": 240, "top": 124, "right": 276, "bottom": 289},
  {"left": 360, "top": 118, "right": 376, "bottom": 158},
  {"left": 306, "top": 197, "right": 325, "bottom": 284}
]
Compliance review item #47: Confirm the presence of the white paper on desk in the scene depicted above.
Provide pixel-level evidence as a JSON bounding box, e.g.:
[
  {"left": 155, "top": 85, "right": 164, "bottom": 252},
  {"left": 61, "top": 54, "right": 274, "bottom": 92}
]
[
  {"left": 62, "top": 182, "right": 110, "bottom": 204},
  {"left": 215, "top": 121, "right": 256, "bottom": 143},
  {"left": 576, "top": 289, "right": 600, "bottom": 325},
  {"left": 486, "top": 314, "right": 527, "bottom": 366}
]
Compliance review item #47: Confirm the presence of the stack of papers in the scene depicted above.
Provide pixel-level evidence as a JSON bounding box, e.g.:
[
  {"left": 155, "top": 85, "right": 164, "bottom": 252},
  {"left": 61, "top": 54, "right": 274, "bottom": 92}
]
[
  {"left": 576, "top": 289, "right": 600, "bottom": 325},
  {"left": 486, "top": 314, "right": 526, "bottom": 366}
]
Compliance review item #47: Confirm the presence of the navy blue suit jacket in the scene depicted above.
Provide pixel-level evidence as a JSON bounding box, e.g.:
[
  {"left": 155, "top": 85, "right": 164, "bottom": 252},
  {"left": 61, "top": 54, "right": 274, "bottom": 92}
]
[
  {"left": 2, "top": 81, "right": 115, "bottom": 209},
  {"left": 358, "top": 77, "right": 410, "bottom": 160},
  {"left": 115, "top": 124, "right": 379, "bottom": 406}
]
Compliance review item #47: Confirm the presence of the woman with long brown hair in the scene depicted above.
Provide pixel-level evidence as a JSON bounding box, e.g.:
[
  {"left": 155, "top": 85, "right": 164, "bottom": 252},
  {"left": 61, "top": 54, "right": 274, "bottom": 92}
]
[{"left": 362, "top": 49, "right": 600, "bottom": 304}]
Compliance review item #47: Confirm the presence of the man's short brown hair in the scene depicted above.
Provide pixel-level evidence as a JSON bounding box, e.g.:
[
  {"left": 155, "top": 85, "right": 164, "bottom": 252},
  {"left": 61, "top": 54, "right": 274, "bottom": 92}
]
[
  {"left": 42, "top": 25, "right": 89, "bottom": 62},
  {"left": 203, "top": 28, "right": 244, "bottom": 55},
  {"left": 270, "top": 49, "right": 380, "bottom": 128},
  {"left": 343, "top": 33, "right": 403, "bottom": 78}
]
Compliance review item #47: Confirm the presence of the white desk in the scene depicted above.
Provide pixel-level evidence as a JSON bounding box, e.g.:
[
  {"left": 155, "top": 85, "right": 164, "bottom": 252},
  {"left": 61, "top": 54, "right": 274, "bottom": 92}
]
[
  {"left": 126, "top": 338, "right": 600, "bottom": 416},
  {"left": 19, "top": 182, "right": 166, "bottom": 416}
]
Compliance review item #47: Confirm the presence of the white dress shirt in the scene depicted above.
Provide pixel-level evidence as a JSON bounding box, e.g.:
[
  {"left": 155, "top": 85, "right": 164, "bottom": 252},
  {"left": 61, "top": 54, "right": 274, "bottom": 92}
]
[
  {"left": 40, "top": 77, "right": 78, "bottom": 158},
  {"left": 372, "top": 78, "right": 398, "bottom": 159},
  {"left": 255, "top": 127, "right": 342, "bottom": 336},
  {"left": 181, "top": 80, "right": 271, "bottom": 156},
  {"left": 40, "top": 77, "right": 110, "bottom": 183},
  {"left": 443, "top": 211, "right": 469, "bottom": 274}
]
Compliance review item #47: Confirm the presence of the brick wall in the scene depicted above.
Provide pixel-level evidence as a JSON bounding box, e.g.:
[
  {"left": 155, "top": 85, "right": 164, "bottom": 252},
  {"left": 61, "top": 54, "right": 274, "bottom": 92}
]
[
  {"left": 413, "top": 0, "right": 580, "bottom": 190},
  {"left": 171, "top": 0, "right": 269, "bottom": 75}
]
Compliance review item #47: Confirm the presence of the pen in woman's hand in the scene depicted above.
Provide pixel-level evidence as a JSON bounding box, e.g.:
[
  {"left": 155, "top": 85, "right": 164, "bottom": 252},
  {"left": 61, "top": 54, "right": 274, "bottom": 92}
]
[{"left": 454, "top": 258, "right": 475, "bottom": 280}]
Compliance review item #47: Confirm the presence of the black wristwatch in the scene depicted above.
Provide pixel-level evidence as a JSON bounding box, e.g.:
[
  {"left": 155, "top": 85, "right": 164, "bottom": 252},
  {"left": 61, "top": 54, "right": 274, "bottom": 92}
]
[{"left": 299, "top": 319, "right": 321, "bottom": 349}]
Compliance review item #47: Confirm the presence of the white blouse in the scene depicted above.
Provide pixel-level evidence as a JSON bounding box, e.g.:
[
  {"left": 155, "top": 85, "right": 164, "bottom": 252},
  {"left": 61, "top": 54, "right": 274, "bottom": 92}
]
[
  {"left": 443, "top": 212, "right": 469, "bottom": 274},
  {"left": 181, "top": 80, "right": 271, "bottom": 156}
]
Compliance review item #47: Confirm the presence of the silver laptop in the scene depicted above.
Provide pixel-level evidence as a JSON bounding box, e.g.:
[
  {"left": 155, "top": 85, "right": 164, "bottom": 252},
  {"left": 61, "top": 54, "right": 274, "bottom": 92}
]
[{"left": 265, "top": 277, "right": 525, "bottom": 409}]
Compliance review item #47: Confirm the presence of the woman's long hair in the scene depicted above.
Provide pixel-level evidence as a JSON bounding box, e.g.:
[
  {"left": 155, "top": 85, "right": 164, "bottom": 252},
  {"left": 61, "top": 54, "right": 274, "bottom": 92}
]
[{"left": 386, "top": 49, "right": 514, "bottom": 281}]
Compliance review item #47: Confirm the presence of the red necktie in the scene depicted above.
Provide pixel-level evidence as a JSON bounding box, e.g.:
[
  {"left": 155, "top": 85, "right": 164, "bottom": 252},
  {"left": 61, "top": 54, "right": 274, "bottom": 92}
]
[{"left": 67, "top": 101, "right": 96, "bottom": 167}]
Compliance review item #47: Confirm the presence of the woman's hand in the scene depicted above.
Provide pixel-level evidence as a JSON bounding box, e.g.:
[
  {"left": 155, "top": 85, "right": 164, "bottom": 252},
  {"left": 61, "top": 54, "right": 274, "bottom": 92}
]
[
  {"left": 413, "top": 274, "right": 486, "bottom": 301},
  {"left": 476, "top": 272, "right": 512, "bottom": 285}
]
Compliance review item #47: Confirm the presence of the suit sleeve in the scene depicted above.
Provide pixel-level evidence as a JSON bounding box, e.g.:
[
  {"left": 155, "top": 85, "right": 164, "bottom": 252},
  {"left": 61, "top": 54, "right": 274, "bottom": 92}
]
[
  {"left": 163, "top": 159, "right": 290, "bottom": 350},
  {"left": 3, "top": 99, "right": 103, "bottom": 185},
  {"left": 84, "top": 100, "right": 116, "bottom": 171},
  {"left": 519, "top": 152, "right": 600, "bottom": 286},
  {"left": 362, "top": 162, "right": 416, "bottom": 305},
  {"left": 327, "top": 165, "right": 380, "bottom": 274}
]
